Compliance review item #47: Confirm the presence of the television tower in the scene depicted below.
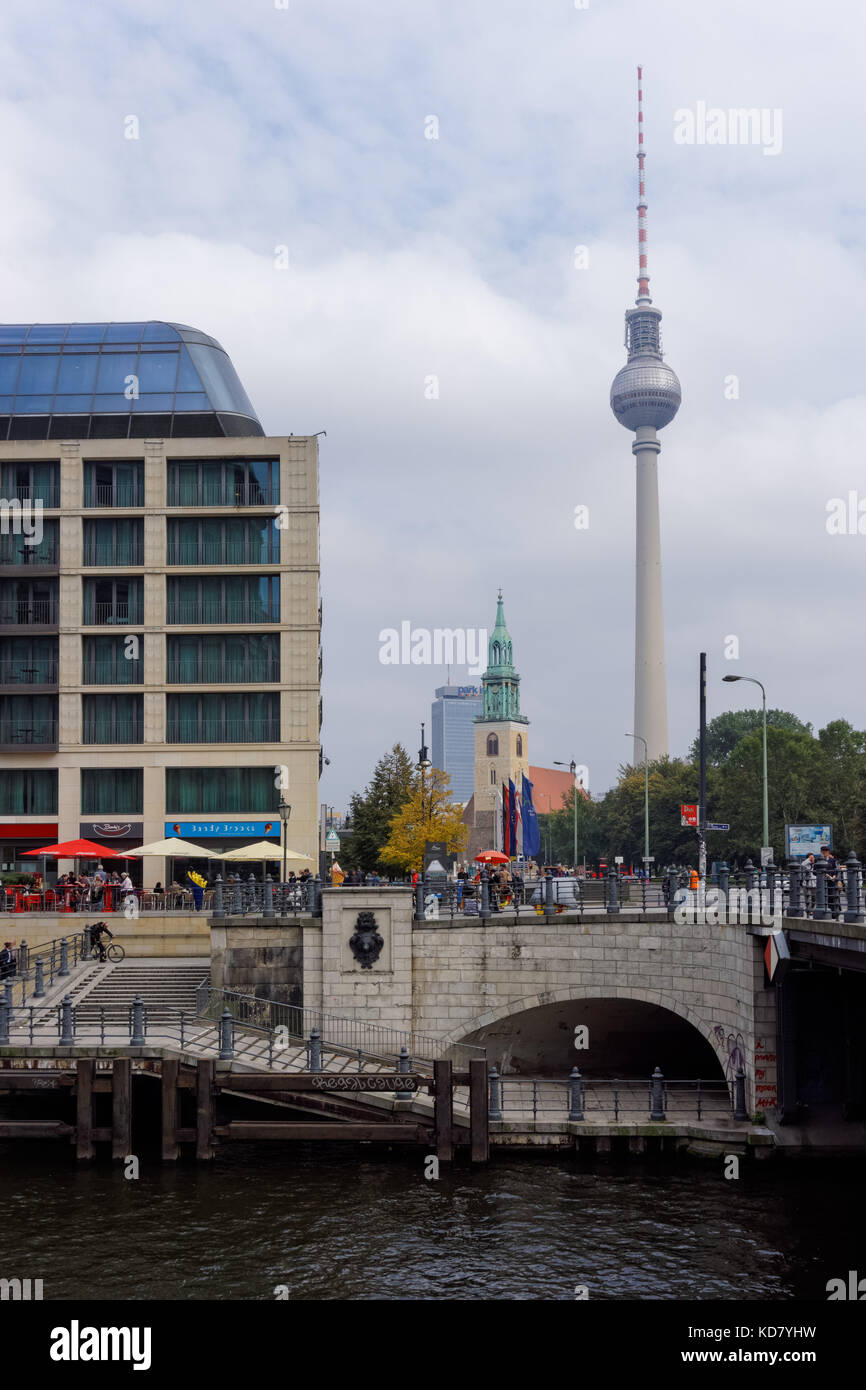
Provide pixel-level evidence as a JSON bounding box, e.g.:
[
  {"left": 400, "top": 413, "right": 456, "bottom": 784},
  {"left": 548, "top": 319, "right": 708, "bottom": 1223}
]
[{"left": 610, "top": 66, "right": 681, "bottom": 766}]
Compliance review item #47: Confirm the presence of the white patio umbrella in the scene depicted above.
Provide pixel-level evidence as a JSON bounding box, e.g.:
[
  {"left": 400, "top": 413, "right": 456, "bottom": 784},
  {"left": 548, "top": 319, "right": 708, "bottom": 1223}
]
[
  {"left": 126, "top": 837, "right": 219, "bottom": 859},
  {"left": 221, "top": 840, "right": 312, "bottom": 862}
]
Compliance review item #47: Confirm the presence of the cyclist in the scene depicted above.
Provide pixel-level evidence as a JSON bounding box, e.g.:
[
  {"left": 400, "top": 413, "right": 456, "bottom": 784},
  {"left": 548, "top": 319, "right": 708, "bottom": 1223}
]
[{"left": 90, "top": 921, "right": 114, "bottom": 962}]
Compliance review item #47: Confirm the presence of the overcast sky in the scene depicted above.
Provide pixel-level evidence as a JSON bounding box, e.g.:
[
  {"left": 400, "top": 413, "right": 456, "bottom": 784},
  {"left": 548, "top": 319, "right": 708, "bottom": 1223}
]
[{"left": 1, "top": 0, "right": 863, "bottom": 809}]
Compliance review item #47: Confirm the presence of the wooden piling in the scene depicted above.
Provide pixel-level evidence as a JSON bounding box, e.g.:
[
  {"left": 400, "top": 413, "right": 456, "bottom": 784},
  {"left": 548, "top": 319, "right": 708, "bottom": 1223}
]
[
  {"left": 161, "top": 1058, "right": 179, "bottom": 1161},
  {"left": 433, "top": 1059, "right": 453, "bottom": 1162},
  {"left": 112, "top": 1058, "right": 131, "bottom": 1161},
  {"left": 469, "top": 1058, "right": 489, "bottom": 1164},
  {"left": 75, "top": 1059, "right": 95, "bottom": 1162},
  {"left": 196, "top": 1058, "right": 215, "bottom": 1161}
]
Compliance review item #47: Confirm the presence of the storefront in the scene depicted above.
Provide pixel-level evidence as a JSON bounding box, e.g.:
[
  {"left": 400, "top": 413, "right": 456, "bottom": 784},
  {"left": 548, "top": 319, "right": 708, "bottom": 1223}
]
[
  {"left": 79, "top": 822, "right": 144, "bottom": 885},
  {"left": 0, "top": 824, "right": 59, "bottom": 881},
  {"left": 163, "top": 820, "right": 281, "bottom": 886}
]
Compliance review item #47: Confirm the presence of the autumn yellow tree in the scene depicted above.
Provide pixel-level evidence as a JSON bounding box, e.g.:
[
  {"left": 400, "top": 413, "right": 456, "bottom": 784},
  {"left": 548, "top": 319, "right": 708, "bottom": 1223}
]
[{"left": 379, "top": 767, "right": 468, "bottom": 872}]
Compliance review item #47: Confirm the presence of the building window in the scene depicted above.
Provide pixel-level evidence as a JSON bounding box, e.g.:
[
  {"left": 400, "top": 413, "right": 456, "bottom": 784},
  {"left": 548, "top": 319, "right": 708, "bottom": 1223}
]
[
  {"left": 0, "top": 637, "right": 57, "bottom": 685},
  {"left": 490, "top": 769, "right": 496, "bottom": 784},
  {"left": 83, "top": 461, "right": 144, "bottom": 507},
  {"left": 487, "top": 734, "right": 499, "bottom": 756},
  {"left": 0, "top": 461, "right": 59, "bottom": 508},
  {"left": 0, "top": 518, "right": 58, "bottom": 566},
  {"left": 166, "top": 458, "right": 279, "bottom": 507},
  {"left": 81, "top": 768, "right": 143, "bottom": 815},
  {"left": 166, "top": 575, "right": 279, "bottom": 625},
  {"left": 166, "top": 517, "right": 279, "bottom": 566},
  {"left": 516, "top": 735, "right": 523, "bottom": 757},
  {"left": 166, "top": 633, "right": 279, "bottom": 684},
  {"left": 0, "top": 768, "right": 57, "bottom": 814},
  {"left": 166, "top": 692, "right": 279, "bottom": 743},
  {"left": 0, "top": 580, "right": 58, "bottom": 626},
  {"left": 83, "top": 635, "right": 144, "bottom": 685},
  {"left": 82, "top": 693, "right": 143, "bottom": 744},
  {"left": 0, "top": 694, "right": 57, "bottom": 745},
  {"left": 166, "top": 766, "right": 279, "bottom": 814},
  {"left": 83, "top": 577, "right": 143, "bottom": 625},
  {"left": 83, "top": 519, "right": 143, "bottom": 566}
]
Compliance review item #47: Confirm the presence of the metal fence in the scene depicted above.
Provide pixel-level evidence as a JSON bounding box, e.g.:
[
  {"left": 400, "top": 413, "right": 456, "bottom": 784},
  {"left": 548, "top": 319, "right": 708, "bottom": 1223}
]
[
  {"left": 412, "top": 871, "right": 668, "bottom": 922},
  {"left": 488, "top": 1071, "right": 742, "bottom": 1123},
  {"left": 0, "top": 929, "right": 89, "bottom": 1010},
  {"left": 196, "top": 982, "right": 485, "bottom": 1069}
]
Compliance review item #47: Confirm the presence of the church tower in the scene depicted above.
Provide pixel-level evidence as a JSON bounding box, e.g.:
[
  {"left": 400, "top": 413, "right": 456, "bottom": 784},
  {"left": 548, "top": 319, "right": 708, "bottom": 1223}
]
[{"left": 469, "top": 591, "right": 529, "bottom": 853}]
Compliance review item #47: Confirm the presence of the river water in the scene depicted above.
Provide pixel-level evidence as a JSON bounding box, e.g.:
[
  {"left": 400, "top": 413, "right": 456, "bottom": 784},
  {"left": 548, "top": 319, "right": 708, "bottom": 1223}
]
[{"left": 1, "top": 1145, "right": 860, "bottom": 1301}]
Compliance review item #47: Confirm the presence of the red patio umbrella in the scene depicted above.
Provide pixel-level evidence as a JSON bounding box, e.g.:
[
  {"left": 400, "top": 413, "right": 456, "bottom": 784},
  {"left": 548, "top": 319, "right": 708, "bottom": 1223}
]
[
  {"left": 22, "top": 839, "right": 126, "bottom": 859},
  {"left": 474, "top": 850, "right": 509, "bottom": 864}
]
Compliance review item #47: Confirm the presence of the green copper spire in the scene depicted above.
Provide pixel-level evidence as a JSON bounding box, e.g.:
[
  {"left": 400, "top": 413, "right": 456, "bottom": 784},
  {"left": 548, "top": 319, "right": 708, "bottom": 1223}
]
[{"left": 477, "top": 589, "right": 528, "bottom": 724}]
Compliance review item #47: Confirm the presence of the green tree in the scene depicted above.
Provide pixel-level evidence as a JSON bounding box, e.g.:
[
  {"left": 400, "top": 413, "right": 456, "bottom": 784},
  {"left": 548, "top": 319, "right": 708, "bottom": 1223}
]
[
  {"left": 690, "top": 708, "right": 811, "bottom": 766},
  {"left": 715, "top": 727, "right": 832, "bottom": 861},
  {"left": 340, "top": 744, "right": 414, "bottom": 872}
]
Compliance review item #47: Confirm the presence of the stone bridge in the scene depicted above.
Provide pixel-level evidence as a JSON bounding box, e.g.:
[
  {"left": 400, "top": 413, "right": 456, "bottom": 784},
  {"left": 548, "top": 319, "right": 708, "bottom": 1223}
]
[{"left": 210, "top": 887, "right": 776, "bottom": 1112}]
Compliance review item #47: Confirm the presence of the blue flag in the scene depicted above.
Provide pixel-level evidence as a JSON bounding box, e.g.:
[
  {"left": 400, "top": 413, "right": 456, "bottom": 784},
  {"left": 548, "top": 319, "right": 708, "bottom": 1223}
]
[{"left": 522, "top": 773, "right": 540, "bottom": 857}]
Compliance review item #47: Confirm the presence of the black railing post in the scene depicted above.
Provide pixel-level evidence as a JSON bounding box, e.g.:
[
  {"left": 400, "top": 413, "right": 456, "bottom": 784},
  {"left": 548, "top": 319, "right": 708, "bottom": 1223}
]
[
  {"left": 568, "top": 1066, "right": 584, "bottom": 1122},
  {"left": 58, "top": 938, "right": 70, "bottom": 978},
  {"left": 650, "top": 1066, "right": 666, "bottom": 1121},
  {"left": 313, "top": 874, "right": 323, "bottom": 917},
  {"left": 309, "top": 1026, "right": 322, "bottom": 1073},
  {"left": 813, "top": 856, "right": 828, "bottom": 920},
  {"left": 0, "top": 996, "right": 9, "bottom": 1045},
  {"left": 33, "top": 955, "right": 45, "bottom": 999},
  {"left": 606, "top": 864, "right": 620, "bottom": 914},
  {"left": 787, "top": 860, "right": 803, "bottom": 918},
  {"left": 130, "top": 994, "right": 146, "bottom": 1045},
  {"left": 479, "top": 870, "right": 491, "bottom": 921},
  {"left": 218, "top": 1009, "right": 235, "bottom": 1060},
  {"left": 263, "top": 873, "right": 274, "bottom": 919},
  {"left": 213, "top": 875, "right": 224, "bottom": 920},
  {"left": 232, "top": 875, "right": 243, "bottom": 916},
  {"left": 744, "top": 859, "right": 755, "bottom": 896},
  {"left": 414, "top": 875, "right": 425, "bottom": 920},
  {"left": 396, "top": 1045, "right": 413, "bottom": 1100},
  {"left": 733, "top": 1067, "right": 748, "bottom": 1121},
  {"left": 844, "top": 851, "right": 864, "bottom": 924},
  {"left": 59, "top": 994, "right": 75, "bottom": 1045}
]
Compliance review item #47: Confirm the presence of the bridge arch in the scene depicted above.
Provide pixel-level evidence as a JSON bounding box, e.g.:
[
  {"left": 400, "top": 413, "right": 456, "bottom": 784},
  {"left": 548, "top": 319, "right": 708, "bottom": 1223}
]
[{"left": 440, "top": 985, "right": 735, "bottom": 1081}]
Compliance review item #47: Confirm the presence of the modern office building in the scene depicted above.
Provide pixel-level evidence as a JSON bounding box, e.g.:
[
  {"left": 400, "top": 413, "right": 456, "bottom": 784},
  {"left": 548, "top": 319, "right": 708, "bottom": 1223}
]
[
  {"left": 430, "top": 683, "right": 482, "bottom": 802},
  {"left": 0, "top": 320, "right": 320, "bottom": 886}
]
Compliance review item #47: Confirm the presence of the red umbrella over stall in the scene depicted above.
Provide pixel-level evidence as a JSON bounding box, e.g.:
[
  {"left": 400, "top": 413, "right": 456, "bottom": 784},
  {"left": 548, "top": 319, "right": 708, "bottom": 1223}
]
[{"left": 23, "top": 839, "right": 127, "bottom": 861}]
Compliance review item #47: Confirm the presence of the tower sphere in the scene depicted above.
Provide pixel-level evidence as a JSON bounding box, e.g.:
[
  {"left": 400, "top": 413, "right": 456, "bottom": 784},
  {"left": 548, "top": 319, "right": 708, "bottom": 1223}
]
[{"left": 610, "top": 359, "right": 681, "bottom": 432}]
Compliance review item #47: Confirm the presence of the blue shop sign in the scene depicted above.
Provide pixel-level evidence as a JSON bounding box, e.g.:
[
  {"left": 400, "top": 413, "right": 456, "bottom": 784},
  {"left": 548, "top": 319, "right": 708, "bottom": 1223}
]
[{"left": 166, "top": 821, "right": 280, "bottom": 839}]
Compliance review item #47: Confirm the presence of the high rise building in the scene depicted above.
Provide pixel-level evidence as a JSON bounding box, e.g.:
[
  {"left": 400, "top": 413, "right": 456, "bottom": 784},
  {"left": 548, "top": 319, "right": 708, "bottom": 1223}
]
[
  {"left": 610, "top": 68, "right": 681, "bottom": 765},
  {"left": 0, "top": 321, "right": 320, "bottom": 886},
  {"left": 431, "top": 683, "right": 482, "bottom": 802}
]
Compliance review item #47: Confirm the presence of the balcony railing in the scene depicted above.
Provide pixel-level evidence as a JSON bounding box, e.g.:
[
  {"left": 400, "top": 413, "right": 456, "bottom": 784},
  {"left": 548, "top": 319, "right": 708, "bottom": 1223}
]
[
  {"left": 166, "top": 659, "right": 280, "bottom": 684},
  {"left": 166, "top": 602, "right": 279, "bottom": 625},
  {"left": 83, "top": 545, "right": 144, "bottom": 567},
  {"left": 0, "top": 660, "right": 57, "bottom": 685},
  {"left": 8, "top": 483, "right": 60, "bottom": 507},
  {"left": 84, "top": 482, "right": 144, "bottom": 508},
  {"left": 166, "top": 719, "right": 280, "bottom": 743},
  {"left": 0, "top": 719, "right": 58, "bottom": 745},
  {"left": 85, "top": 602, "right": 144, "bottom": 625},
  {"left": 167, "top": 543, "right": 278, "bottom": 567},
  {"left": 0, "top": 542, "right": 58, "bottom": 566},
  {"left": 82, "top": 722, "right": 143, "bottom": 744},
  {"left": 82, "top": 661, "right": 143, "bottom": 685},
  {"left": 0, "top": 600, "right": 58, "bottom": 626},
  {"left": 167, "top": 484, "right": 279, "bottom": 507}
]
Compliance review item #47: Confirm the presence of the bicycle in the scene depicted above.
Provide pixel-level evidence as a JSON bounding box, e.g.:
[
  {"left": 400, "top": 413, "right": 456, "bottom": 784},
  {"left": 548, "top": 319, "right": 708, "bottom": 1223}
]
[{"left": 88, "top": 935, "right": 125, "bottom": 962}]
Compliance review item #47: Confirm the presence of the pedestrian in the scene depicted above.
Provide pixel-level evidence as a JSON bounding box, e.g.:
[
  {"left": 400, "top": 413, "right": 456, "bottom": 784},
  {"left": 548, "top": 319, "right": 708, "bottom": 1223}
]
[
  {"left": 0, "top": 941, "right": 15, "bottom": 979},
  {"left": 800, "top": 854, "right": 816, "bottom": 914},
  {"left": 820, "top": 845, "right": 840, "bottom": 918}
]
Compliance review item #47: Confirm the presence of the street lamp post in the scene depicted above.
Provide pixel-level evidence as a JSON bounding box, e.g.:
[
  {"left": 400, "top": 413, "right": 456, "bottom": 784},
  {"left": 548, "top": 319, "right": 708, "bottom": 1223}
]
[
  {"left": 417, "top": 723, "right": 431, "bottom": 873},
  {"left": 554, "top": 760, "right": 580, "bottom": 873},
  {"left": 723, "top": 674, "right": 769, "bottom": 853},
  {"left": 279, "top": 795, "right": 293, "bottom": 878},
  {"left": 625, "top": 733, "right": 650, "bottom": 876}
]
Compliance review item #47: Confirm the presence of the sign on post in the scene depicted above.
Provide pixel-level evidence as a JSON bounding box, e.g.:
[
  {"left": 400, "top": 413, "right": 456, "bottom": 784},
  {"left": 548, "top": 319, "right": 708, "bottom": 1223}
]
[
  {"left": 680, "top": 804, "right": 698, "bottom": 827},
  {"left": 705, "top": 823, "right": 730, "bottom": 832}
]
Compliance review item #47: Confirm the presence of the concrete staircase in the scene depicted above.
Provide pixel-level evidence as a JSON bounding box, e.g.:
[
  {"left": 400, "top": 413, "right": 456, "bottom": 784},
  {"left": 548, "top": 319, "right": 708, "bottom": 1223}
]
[{"left": 67, "top": 959, "right": 206, "bottom": 1027}]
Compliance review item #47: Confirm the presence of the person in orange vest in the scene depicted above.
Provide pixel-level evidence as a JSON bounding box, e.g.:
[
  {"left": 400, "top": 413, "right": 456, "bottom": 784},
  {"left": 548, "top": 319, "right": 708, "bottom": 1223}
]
[{"left": 689, "top": 867, "right": 699, "bottom": 893}]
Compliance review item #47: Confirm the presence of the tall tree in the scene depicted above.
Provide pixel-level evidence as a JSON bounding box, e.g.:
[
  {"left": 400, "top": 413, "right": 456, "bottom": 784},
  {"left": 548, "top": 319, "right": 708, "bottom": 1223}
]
[
  {"left": 340, "top": 744, "right": 414, "bottom": 872},
  {"left": 690, "top": 708, "right": 810, "bottom": 766},
  {"left": 380, "top": 767, "right": 468, "bottom": 872}
]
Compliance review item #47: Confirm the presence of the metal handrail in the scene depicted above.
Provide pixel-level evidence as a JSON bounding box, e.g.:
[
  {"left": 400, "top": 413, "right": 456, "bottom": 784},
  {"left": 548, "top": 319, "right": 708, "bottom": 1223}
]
[{"left": 196, "top": 982, "right": 485, "bottom": 1069}]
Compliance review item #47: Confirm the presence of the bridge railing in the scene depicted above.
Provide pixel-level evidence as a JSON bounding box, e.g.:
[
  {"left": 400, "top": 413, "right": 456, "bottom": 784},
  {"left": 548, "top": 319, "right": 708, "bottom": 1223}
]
[
  {"left": 195, "top": 982, "right": 485, "bottom": 1069},
  {"left": 412, "top": 871, "right": 670, "bottom": 922},
  {"left": 489, "top": 1069, "right": 747, "bottom": 1123},
  {"left": 664, "top": 854, "right": 866, "bottom": 925}
]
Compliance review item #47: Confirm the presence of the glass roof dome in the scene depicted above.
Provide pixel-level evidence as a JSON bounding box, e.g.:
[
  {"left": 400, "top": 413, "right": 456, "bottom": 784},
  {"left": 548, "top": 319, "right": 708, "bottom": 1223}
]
[{"left": 0, "top": 321, "right": 263, "bottom": 439}]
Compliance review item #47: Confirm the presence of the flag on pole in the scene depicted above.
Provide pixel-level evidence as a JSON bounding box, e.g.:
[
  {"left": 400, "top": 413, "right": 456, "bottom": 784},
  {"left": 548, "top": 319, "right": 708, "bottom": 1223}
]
[
  {"left": 522, "top": 772, "right": 540, "bottom": 857},
  {"left": 514, "top": 779, "right": 523, "bottom": 859},
  {"left": 493, "top": 785, "right": 502, "bottom": 852},
  {"left": 502, "top": 781, "right": 510, "bottom": 854},
  {"left": 508, "top": 779, "right": 517, "bottom": 857}
]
